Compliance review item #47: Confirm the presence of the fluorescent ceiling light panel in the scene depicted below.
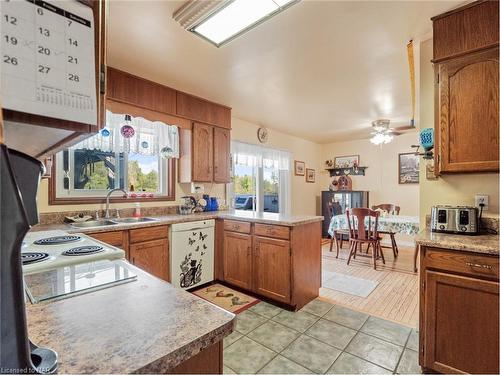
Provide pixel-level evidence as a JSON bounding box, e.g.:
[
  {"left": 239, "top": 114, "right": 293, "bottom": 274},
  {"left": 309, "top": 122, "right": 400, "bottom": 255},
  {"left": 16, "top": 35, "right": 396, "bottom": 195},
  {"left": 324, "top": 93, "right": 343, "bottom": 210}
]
[{"left": 193, "top": 0, "right": 297, "bottom": 46}]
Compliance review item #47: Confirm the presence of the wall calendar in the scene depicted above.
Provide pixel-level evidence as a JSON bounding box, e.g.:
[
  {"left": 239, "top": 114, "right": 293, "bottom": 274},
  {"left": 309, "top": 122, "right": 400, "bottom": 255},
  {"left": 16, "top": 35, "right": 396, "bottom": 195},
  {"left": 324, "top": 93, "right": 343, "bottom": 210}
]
[{"left": 0, "top": 0, "right": 97, "bottom": 126}]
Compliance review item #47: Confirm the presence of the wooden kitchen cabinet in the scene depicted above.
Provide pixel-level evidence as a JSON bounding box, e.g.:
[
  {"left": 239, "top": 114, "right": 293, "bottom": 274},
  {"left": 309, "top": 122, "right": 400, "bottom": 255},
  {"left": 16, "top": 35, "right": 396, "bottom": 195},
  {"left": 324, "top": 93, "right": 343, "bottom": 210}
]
[
  {"left": 176, "top": 91, "right": 231, "bottom": 129},
  {"left": 420, "top": 246, "right": 499, "bottom": 374},
  {"left": 213, "top": 127, "right": 231, "bottom": 183},
  {"left": 436, "top": 48, "right": 499, "bottom": 173},
  {"left": 192, "top": 122, "right": 214, "bottom": 182},
  {"left": 130, "top": 238, "right": 169, "bottom": 282},
  {"left": 254, "top": 236, "right": 291, "bottom": 304},
  {"left": 223, "top": 231, "right": 253, "bottom": 290},
  {"left": 432, "top": 1, "right": 499, "bottom": 174}
]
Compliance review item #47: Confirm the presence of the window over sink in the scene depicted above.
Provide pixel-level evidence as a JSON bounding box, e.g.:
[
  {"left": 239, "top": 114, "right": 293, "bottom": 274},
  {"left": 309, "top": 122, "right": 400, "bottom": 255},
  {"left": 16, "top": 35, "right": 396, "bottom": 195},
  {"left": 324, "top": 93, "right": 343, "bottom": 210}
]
[{"left": 49, "top": 111, "right": 177, "bottom": 204}]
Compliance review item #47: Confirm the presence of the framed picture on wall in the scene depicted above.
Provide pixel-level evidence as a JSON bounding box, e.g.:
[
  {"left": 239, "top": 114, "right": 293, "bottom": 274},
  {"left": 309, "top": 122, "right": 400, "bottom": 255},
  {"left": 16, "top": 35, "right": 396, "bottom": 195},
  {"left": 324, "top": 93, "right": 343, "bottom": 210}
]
[
  {"left": 398, "top": 152, "right": 420, "bottom": 184},
  {"left": 334, "top": 155, "right": 359, "bottom": 168},
  {"left": 294, "top": 160, "right": 305, "bottom": 176},
  {"left": 306, "top": 168, "right": 315, "bottom": 183}
]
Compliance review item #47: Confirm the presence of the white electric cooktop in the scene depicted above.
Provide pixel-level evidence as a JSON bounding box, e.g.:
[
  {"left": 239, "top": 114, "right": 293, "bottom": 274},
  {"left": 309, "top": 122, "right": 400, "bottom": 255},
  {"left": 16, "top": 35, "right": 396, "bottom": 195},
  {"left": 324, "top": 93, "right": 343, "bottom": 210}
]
[{"left": 22, "top": 230, "right": 125, "bottom": 275}]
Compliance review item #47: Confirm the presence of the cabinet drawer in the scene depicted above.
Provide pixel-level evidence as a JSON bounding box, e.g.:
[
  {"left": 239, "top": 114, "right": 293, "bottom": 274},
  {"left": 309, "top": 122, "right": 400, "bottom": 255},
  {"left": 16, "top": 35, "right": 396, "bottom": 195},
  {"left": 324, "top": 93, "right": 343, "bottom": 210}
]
[
  {"left": 254, "top": 223, "right": 290, "bottom": 240},
  {"left": 224, "top": 220, "right": 251, "bottom": 234},
  {"left": 129, "top": 225, "right": 168, "bottom": 244},
  {"left": 88, "top": 231, "right": 126, "bottom": 247},
  {"left": 424, "top": 247, "right": 499, "bottom": 280}
]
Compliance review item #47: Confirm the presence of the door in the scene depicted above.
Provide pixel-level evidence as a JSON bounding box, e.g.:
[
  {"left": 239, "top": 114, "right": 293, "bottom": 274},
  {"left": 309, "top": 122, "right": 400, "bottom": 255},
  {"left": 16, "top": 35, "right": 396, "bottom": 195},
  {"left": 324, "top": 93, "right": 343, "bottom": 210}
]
[
  {"left": 254, "top": 236, "right": 291, "bottom": 303},
  {"left": 437, "top": 48, "right": 499, "bottom": 173},
  {"left": 213, "top": 127, "right": 230, "bottom": 183},
  {"left": 129, "top": 238, "right": 169, "bottom": 281},
  {"left": 223, "top": 231, "right": 252, "bottom": 290},
  {"left": 192, "top": 122, "right": 214, "bottom": 182},
  {"left": 422, "top": 270, "right": 499, "bottom": 374}
]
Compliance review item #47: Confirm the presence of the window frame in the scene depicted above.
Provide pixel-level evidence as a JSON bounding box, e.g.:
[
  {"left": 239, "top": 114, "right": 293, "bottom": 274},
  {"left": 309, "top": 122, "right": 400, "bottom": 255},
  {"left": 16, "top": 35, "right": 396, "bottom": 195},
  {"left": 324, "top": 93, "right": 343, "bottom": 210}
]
[{"left": 48, "top": 152, "right": 176, "bottom": 205}]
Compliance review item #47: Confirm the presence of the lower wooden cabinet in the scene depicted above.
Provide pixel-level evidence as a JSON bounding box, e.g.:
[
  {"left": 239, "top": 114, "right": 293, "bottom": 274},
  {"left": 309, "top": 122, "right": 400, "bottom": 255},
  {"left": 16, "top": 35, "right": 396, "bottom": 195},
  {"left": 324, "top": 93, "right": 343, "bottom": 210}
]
[
  {"left": 254, "top": 236, "right": 291, "bottom": 304},
  {"left": 130, "top": 238, "right": 169, "bottom": 282},
  {"left": 223, "top": 231, "right": 252, "bottom": 290},
  {"left": 420, "top": 246, "right": 499, "bottom": 374}
]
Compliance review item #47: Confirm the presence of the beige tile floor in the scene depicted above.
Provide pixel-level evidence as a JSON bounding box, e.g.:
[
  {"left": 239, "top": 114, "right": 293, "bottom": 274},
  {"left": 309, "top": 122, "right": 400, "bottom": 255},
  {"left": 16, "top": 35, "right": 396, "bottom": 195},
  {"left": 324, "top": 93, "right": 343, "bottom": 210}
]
[{"left": 223, "top": 299, "right": 421, "bottom": 374}]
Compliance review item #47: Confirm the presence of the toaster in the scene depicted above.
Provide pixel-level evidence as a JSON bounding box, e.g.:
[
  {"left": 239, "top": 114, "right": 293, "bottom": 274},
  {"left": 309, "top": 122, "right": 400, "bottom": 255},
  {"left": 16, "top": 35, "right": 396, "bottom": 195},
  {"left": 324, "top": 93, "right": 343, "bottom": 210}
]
[{"left": 431, "top": 206, "right": 478, "bottom": 235}]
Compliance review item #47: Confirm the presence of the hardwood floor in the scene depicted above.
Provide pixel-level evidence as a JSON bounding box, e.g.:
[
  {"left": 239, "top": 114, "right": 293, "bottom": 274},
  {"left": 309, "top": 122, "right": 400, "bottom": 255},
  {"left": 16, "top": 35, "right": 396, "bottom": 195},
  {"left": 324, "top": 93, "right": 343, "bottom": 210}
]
[{"left": 319, "top": 240, "right": 419, "bottom": 328}]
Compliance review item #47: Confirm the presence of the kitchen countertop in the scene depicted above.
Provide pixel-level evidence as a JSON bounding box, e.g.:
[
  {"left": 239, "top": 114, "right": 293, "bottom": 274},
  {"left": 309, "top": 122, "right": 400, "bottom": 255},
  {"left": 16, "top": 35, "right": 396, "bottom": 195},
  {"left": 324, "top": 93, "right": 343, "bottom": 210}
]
[
  {"left": 31, "top": 210, "right": 324, "bottom": 233},
  {"left": 26, "top": 264, "right": 235, "bottom": 374},
  {"left": 415, "top": 229, "right": 499, "bottom": 255}
]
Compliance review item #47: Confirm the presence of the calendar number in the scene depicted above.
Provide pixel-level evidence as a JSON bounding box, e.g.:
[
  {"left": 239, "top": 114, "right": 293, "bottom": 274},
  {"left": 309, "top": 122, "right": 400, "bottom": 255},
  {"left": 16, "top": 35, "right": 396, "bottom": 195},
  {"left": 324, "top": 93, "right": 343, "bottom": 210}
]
[
  {"left": 68, "top": 55, "right": 78, "bottom": 64},
  {"left": 3, "top": 55, "right": 18, "bottom": 65},
  {"left": 37, "top": 8, "right": 44, "bottom": 16},
  {"left": 4, "top": 35, "right": 18, "bottom": 45},
  {"left": 37, "top": 46, "right": 51, "bottom": 55},
  {"left": 68, "top": 38, "right": 78, "bottom": 47},
  {"left": 68, "top": 73, "right": 80, "bottom": 82},
  {"left": 38, "top": 27, "right": 50, "bottom": 37},
  {"left": 38, "top": 65, "right": 50, "bottom": 74},
  {"left": 4, "top": 15, "right": 17, "bottom": 25}
]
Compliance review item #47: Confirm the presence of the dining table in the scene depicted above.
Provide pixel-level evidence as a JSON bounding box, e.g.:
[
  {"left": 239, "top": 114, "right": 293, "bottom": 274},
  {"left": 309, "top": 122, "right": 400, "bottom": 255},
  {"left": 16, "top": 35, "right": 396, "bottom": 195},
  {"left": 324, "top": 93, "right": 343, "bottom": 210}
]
[{"left": 328, "top": 213, "right": 420, "bottom": 271}]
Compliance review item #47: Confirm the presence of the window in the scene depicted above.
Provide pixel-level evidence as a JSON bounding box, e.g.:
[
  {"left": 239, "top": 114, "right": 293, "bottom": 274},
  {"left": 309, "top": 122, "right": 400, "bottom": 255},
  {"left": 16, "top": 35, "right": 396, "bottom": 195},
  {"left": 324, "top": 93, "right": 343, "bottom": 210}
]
[
  {"left": 231, "top": 141, "right": 291, "bottom": 215},
  {"left": 50, "top": 111, "right": 177, "bottom": 203}
]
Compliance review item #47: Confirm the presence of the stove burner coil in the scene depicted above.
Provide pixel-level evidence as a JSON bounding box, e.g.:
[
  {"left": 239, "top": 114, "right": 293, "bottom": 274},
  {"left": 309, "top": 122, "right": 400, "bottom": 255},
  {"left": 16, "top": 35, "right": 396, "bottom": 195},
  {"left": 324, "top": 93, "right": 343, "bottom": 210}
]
[
  {"left": 21, "top": 252, "right": 50, "bottom": 265},
  {"left": 62, "top": 245, "right": 104, "bottom": 256},
  {"left": 34, "top": 235, "right": 82, "bottom": 245}
]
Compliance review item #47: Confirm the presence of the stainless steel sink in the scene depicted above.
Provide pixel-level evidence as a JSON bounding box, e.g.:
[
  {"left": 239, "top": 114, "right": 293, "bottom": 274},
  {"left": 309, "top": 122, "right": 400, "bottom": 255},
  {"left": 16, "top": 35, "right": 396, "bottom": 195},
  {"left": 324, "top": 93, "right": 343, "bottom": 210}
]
[
  {"left": 71, "top": 220, "right": 118, "bottom": 228},
  {"left": 111, "top": 217, "right": 158, "bottom": 223}
]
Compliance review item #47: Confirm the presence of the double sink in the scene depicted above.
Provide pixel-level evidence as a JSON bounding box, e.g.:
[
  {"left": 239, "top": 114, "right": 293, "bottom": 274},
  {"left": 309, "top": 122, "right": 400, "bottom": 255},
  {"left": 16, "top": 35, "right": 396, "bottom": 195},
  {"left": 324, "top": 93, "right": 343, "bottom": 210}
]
[{"left": 71, "top": 217, "right": 158, "bottom": 228}]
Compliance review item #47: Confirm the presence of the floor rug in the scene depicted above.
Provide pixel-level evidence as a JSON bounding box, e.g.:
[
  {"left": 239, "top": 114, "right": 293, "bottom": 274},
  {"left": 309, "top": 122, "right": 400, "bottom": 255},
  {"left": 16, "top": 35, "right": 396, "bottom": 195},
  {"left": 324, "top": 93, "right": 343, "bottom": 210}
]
[
  {"left": 193, "top": 283, "right": 260, "bottom": 314},
  {"left": 322, "top": 271, "right": 379, "bottom": 298}
]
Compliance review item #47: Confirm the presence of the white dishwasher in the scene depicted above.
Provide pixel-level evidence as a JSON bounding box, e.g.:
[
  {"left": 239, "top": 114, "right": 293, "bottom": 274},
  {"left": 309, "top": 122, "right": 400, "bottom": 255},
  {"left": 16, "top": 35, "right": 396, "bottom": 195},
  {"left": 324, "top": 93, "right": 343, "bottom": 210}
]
[{"left": 169, "top": 219, "right": 215, "bottom": 290}]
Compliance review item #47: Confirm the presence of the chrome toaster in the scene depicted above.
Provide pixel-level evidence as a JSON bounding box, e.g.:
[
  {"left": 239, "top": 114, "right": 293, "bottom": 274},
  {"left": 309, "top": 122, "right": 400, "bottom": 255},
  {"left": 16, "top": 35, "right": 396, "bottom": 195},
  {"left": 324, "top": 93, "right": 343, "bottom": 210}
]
[{"left": 431, "top": 206, "right": 478, "bottom": 235}]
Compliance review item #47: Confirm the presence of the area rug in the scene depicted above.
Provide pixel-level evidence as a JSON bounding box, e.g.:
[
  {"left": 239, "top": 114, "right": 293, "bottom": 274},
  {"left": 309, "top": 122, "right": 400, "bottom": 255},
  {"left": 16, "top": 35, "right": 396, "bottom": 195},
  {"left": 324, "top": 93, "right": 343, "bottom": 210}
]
[
  {"left": 322, "top": 271, "right": 379, "bottom": 298},
  {"left": 193, "top": 283, "right": 260, "bottom": 314}
]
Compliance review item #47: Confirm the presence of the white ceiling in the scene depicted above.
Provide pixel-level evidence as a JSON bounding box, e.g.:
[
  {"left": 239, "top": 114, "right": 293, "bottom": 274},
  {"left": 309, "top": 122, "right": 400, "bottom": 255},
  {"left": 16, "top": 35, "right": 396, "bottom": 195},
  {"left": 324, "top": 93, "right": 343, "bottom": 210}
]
[{"left": 107, "top": 0, "right": 462, "bottom": 143}]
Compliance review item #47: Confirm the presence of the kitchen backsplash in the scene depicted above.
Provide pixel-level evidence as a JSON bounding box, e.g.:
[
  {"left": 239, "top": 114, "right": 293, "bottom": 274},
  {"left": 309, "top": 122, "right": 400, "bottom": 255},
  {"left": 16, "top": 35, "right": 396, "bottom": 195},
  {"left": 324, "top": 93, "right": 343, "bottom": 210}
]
[{"left": 39, "top": 205, "right": 180, "bottom": 225}]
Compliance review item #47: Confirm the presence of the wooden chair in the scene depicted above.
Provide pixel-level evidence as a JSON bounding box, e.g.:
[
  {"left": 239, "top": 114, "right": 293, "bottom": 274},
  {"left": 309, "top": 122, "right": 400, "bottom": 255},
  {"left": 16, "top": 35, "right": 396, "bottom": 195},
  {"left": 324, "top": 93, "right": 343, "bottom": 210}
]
[
  {"left": 328, "top": 202, "right": 349, "bottom": 258},
  {"left": 371, "top": 204, "right": 400, "bottom": 257},
  {"left": 346, "top": 208, "right": 385, "bottom": 270}
]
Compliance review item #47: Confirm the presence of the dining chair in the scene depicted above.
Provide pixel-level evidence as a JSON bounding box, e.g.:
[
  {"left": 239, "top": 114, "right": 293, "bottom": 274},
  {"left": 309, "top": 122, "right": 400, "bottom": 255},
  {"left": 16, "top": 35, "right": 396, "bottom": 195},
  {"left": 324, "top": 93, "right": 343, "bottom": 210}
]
[
  {"left": 371, "top": 204, "right": 400, "bottom": 257},
  {"left": 346, "top": 208, "right": 385, "bottom": 270},
  {"left": 328, "top": 202, "right": 349, "bottom": 258}
]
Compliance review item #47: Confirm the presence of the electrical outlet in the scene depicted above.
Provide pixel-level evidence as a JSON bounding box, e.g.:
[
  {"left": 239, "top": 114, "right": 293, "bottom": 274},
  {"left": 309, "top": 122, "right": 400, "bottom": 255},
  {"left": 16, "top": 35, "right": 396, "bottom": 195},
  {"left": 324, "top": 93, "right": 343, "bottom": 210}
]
[
  {"left": 475, "top": 194, "right": 489, "bottom": 211},
  {"left": 190, "top": 183, "right": 204, "bottom": 194}
]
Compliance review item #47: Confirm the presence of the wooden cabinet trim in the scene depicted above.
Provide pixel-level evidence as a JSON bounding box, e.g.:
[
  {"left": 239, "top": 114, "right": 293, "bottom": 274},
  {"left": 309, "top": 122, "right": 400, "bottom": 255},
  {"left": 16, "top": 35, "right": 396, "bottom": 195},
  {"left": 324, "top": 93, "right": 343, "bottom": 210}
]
[{"left": 223, "top": 220, "right": 251, "bottom": 234}]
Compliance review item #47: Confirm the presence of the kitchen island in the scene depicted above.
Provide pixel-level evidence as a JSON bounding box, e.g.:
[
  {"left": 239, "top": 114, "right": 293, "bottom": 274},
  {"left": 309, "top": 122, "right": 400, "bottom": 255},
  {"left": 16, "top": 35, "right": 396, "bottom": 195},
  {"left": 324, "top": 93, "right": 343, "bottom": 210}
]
[{"left": 26, "top": 264, "right": 235, "bottom": 374}]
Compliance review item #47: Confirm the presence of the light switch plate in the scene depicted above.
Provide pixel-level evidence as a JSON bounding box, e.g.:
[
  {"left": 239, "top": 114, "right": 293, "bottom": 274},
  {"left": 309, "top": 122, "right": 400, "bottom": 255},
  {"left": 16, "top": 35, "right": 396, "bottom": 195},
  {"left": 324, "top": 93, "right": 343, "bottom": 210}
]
[{"left": 475, "top": 194, "right": 489, "bottom": 211}]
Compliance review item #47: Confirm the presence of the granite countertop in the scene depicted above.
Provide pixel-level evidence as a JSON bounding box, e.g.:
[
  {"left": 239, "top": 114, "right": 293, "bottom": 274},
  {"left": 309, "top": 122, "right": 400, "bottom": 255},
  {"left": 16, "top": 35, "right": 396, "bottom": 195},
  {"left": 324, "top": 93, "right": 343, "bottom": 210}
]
[
  {"left": 31, "top": 211, "right": 324, "bottom": 234},
  {"left": 26, "top": 264, "right": 235, "bottom": 374},
  {"left": 415, "top": 229, "right": 499, "bottom": 255}
]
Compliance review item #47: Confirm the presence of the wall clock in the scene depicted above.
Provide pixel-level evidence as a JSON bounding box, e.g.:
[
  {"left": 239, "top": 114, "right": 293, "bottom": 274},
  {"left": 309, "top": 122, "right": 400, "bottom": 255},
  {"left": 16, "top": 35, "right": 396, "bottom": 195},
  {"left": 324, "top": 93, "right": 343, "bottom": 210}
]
[{"left": 257, "top": 127, "right": 268, "bottom": 143}]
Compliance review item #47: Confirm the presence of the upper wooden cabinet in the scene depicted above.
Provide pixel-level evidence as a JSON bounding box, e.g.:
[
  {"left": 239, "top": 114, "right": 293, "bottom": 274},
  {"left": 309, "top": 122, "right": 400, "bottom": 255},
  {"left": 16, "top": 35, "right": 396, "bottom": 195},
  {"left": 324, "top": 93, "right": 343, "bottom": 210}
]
[
  {"left": 436, "top": 48, "right": 499, "bottom": 172},
  {"left": 433, "top": 1, "right": 499, "bottom": 174},
  {"left": 177, "top": 92, "right": 231, "bottom": 129},
  {"left": 432, "top": 0, "right": 499, "bottom": 63},
  {"left": 213, "top": 127, "right": 231, "bottom": 183},
  {"left": 192, "top": 122, "right": 214, "bottom": 182}
]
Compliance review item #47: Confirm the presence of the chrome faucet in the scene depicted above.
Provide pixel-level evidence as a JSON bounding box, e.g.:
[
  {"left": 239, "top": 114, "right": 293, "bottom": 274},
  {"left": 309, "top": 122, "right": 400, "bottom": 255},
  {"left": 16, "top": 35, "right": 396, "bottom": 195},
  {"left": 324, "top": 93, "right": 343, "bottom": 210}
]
[{"left": 105, "top": 188, "right": 127, "bottom": 218}]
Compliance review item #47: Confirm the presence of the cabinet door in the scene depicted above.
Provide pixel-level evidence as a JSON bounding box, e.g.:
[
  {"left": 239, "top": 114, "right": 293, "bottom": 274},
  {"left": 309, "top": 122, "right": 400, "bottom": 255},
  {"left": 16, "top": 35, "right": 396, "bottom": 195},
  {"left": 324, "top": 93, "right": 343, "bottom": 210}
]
[
  {"left": 223, "top": 231, "right": 252, "bottom": 290},
  {"left": 437, "top": 48, "right": 499, "bottom": 173},
  {"left": 129, "top": 238, "right": 169, "bottom": 282},
  {"left": 192, "top": 122, "right": 214, "bottom": 182},
  {"left": 213, "top": 127, "right": 230, "bottom": 183},
  {"left": 422, "top": 270, "right": 499, "bottom": 374},
  {"left": 254, "top": 236, "right": 291, "bottom": 303}
]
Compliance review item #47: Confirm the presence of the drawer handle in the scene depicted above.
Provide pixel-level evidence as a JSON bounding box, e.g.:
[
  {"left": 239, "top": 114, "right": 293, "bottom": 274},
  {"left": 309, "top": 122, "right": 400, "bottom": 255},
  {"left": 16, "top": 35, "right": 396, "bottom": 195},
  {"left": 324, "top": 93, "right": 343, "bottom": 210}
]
[{"left": 466, "top": 262, "right": 493, "bottom": 270}]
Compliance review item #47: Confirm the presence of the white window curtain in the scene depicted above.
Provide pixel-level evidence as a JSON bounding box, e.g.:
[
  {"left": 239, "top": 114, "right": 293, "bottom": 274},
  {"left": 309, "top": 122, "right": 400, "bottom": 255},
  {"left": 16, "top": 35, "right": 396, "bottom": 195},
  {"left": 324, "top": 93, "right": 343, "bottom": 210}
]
[
  {"left": 73, "top": 111, "right": 180, "bottom": 157},
  {"left": 231, "top": 141, "right": 292, "bottom": 215}
]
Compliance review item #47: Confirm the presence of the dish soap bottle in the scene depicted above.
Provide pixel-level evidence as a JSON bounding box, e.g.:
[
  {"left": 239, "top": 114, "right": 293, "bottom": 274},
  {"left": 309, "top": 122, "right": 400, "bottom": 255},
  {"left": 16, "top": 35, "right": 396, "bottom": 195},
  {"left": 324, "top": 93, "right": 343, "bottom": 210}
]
[{"left": 133, "top": 202, "right": 141, "bottom": 218}]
